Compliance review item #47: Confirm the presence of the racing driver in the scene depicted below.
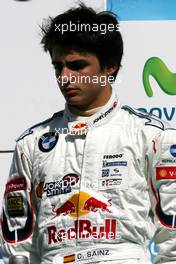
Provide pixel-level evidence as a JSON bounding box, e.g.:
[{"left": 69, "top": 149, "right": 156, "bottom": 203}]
[{"left": 1, "top": 3, "right": 176, "bottom": 264}]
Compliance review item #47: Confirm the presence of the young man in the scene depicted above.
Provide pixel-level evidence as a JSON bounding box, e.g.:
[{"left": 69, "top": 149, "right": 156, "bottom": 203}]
[{"left": 1, "top": 4, "right": 176, "bottom": 264}]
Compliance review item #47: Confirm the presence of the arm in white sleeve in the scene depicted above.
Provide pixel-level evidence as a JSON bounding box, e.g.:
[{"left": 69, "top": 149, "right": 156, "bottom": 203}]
[
  {"left": 0, "top": 137, "right": 40, "bottom": 264},
  {"left": 148, "top": 129, "right": 176, "bottom": 264}
]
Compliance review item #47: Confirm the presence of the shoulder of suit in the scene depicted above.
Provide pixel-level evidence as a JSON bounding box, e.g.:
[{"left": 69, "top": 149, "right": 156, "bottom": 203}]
[
  {"left": 16, "top": 110, "right": 64, "bottom": 142},
  {"left": 121, "top": 105, "right": 170, "bottom": 131}
]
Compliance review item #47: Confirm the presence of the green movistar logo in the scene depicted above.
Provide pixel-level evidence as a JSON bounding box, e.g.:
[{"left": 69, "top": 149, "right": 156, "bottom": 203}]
[{"left": 143, "top": 57, "right": 176, "bottom": 97}]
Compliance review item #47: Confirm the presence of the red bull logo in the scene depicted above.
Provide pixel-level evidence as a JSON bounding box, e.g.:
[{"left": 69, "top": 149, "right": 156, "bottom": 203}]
[
  {"left": 83, "top": 197, "right": 112, "bottom": 213},
  {"left": 72, "top": 123, "right": 87, "bottom": 129},
  {"left": 48, "top": 192, "right": 117, "bottom": 244},
  {"left": 51, "top": 191, "right": 112, "bottom": 218},
  {"left": 71, "top": 123, "right": 88, "bottom": 135},
  {"left": 52, "top": 200, "right": 76, "bottom": 218},
  {"left": 48, "top": 219, "right": 117, "bottom": 244}
]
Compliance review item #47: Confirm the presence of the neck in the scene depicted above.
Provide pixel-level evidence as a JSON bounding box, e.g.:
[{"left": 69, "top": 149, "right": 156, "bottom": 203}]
[
  {"left": 68, "top": 105, "right": 103, "bottom": 116},
  {"left": 68, "top": 85, "right": 112, "bottom": 116}
]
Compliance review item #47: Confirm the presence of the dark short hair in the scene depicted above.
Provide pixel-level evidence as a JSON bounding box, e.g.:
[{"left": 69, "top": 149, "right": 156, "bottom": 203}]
[{"left": 40, "top": 3, "right": 123, "bottom": 79}]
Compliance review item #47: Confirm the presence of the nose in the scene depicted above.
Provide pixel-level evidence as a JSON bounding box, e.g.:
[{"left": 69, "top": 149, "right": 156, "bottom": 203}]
[
  {"left": 60, "top": 66, "right": 72, "bottom": 84},
  {"left": 60, "top": 65, "right": 70, "bottom": 77},
  {"left": 56, "top": 65, "right": 71, "bottom": 88}
]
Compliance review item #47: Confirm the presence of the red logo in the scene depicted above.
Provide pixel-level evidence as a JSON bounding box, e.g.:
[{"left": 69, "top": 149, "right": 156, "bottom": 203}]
[
  {"left": 156, "top": 166, "right": 176, "bottom": 180},
  {"left": 62, "top": 174, "right": 79, "bottom": 186},
  {"left": 71, "top": 123, "right": 88, "bottom": 135},
  {"left": 5, "top": 177, "right": 27, "bottom": 193},
  {"left": 52, "top": 200, "right": 76, "bottom": 219},
  {"left": 47, "top": 219, "right": 116, "bottom": 244},
  {"left": 48, "top": 192, "right": 116, "bottom": 244},
  {"left": 83, "top": 197, "right": 112, "bottom": 213},
  {"left": 72, "top": 123, "right": 88, "bottom": 129},
  {"left": 51, "top": 191, "right": 112, "bottom": 219}
]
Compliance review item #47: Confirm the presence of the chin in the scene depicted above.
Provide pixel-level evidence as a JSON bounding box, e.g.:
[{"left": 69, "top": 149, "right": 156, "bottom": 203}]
[
  {"left": 67, "top": 101, "right": 82, "bottom": 107},
  {"left": 65, "top": 96, "right": 82, "bottom": 105}
]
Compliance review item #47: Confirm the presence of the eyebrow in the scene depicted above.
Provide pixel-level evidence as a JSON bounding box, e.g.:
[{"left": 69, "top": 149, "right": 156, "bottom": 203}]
[{"left": 52, "top": 59, "right": 90, "bottom": 65}]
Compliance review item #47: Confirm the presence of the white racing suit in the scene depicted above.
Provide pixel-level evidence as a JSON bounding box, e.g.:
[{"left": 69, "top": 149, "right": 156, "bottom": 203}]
[{"left": 1, "top": 91, "right": 176, "bottom": 264}]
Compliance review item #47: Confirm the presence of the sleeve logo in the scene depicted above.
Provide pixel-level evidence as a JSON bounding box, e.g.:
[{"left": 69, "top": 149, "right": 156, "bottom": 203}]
[{"left": 156, "top": 166, "right": 176, "bottom": 180}]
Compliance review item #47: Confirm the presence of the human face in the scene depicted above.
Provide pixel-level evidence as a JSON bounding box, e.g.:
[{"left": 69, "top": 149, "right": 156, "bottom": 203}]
[{"left": 51, "top": 46, "right": 115, "bottom": 111}]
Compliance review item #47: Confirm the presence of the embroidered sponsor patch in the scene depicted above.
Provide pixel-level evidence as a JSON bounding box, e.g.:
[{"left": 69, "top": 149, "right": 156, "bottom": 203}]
[
  {"left": 101, "top": 166, "right": 126, "bottom": 178},
  {"left": 7, "top": 196, "right": 24, "bottom": 217},
  {"left": 77, "top": 249, "right": 110, "bottom": 262},
  {"left": 63, "top": 249, "right": 110, "bottom": 263},
  {"left": 44, "top": 174, "right": 79, "bottom": 197},
  {"left": 54, "top": 246, "right": 123, "bottom": 264},
  {"left": 70, "top": 122, "right": 88, "bottom": 135},
  {"left": 103, "top": 154, "right": 123, "bottom": 159},
  {"left": 64, "top": 254, "right": 75, "bottom": 263},
  {"left": 99, "top": 178, "right": 123, "bottom": 189},
  {"left": 100, "top": 153, "right": 129, "bottom": 189},
  {"left": 5, "top": 177, "right": 27, "bottom": 193},
  {"left": 38, "top": 132, "right": 59, "bottom": 152},
  {"left": 47, "top": 219, "right": 117, "bottom": 245},
  {"left": 102, "top": 169, "right": 110, "bottom": 177},
  {"left": 103, "top": 161, "right": 127, "bottom": 167},
  {"left": 170, "top": 145, "right": 176, "bottom": 158},
  {"left": 93, "top": 101, "right": 117, "bottom": 124},
  {"left": 160, "top": 144, "right": 176, "bottom": 164},
  {"left": 156, "top": 166, "right": 176, "bottom": 180}
]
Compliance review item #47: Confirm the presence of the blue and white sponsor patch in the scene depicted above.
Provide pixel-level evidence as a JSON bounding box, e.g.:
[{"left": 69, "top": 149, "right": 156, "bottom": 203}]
[
  {"left": 103, "top": 161, "right": 127, "bottom": 167},
  {"left": 100, "top": 153, "right": 129, "bottom": 189},
  {"left": 102, "top": 169, "right": 110, "bottom": 177},
  {"left": 160, "top": 144, "right": 176, "bottom": 164},
  {"left": 170, "top": 145, "right": 176, "bottom": 158},
  {"left": 38, "top": 132, "right": 59, "bottom": 152}
]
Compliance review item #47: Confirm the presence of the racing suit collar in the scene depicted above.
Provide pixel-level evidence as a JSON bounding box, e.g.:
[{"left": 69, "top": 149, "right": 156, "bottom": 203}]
[{"left": 64, "top": 90, "right": 120, "bottom": 129}]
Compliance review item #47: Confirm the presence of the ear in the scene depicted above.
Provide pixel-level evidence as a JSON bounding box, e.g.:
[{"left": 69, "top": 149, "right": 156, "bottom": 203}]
[{"left": 105, "top": 65, "right": 118, "bottom": 76}]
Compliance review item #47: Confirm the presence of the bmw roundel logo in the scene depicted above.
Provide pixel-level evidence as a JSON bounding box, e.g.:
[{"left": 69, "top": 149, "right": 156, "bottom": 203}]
[
  {"left": 170, "top": 145, "right": 176, "bottom": 158},
  {"left": 39, "top": 132, "right": 59, "bottom": 152}
]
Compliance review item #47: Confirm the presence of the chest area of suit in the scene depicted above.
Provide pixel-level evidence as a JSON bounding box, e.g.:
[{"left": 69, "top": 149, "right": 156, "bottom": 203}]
[{"left": 33, "top": 124, "right": 145, "bottom": 198}]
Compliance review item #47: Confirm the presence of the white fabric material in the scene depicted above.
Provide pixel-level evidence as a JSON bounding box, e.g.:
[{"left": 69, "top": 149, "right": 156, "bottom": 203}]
[{"left": 1, "top": 91, "right": 176, "bottom": 263}]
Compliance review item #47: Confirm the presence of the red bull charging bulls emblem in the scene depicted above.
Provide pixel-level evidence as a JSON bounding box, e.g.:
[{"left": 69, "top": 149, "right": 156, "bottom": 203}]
[{"left": 48, "top": 191, "right": 117, "bottom": 244}]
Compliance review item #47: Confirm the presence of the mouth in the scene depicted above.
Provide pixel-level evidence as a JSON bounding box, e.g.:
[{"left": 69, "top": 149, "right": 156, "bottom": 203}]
[{"left": 64, "top": 87, "right": 79, "bottom": 95}]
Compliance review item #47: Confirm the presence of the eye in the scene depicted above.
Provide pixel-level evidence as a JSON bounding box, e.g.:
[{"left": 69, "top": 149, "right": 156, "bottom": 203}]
[{"left": 67, "top": 61, "right": 89, "bottom": 71}]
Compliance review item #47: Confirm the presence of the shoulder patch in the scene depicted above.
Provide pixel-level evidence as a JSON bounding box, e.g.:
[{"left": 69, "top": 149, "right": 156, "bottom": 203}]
[
  {"left": 122, "top": 105, "right": 168, "bottom": 130},
  {"left": 16, "top": 110, "right": 64, "bottom": 142}
]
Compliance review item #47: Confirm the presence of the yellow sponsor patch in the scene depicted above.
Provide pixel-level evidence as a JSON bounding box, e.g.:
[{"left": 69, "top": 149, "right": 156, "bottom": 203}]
[{"left": 7, "top": 196, "right": 24, "bottom": 217}]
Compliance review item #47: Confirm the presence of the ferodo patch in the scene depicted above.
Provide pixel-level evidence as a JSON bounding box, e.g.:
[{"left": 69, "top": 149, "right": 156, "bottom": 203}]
[{"left": 7, "top": 196, "right": 24, "bottom": 217}]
